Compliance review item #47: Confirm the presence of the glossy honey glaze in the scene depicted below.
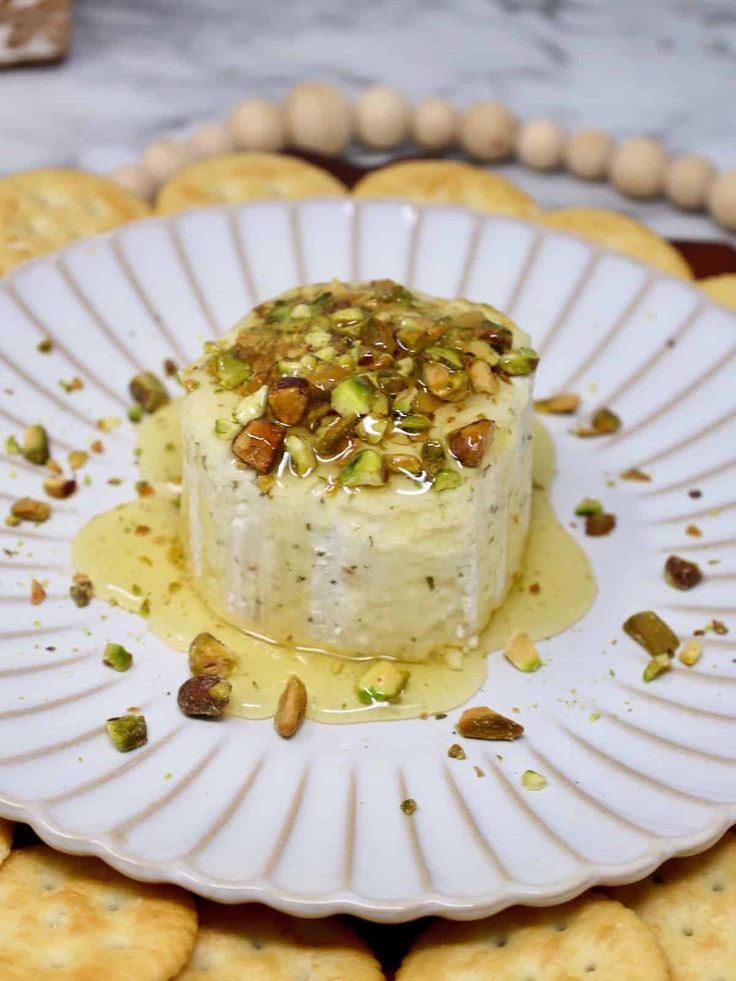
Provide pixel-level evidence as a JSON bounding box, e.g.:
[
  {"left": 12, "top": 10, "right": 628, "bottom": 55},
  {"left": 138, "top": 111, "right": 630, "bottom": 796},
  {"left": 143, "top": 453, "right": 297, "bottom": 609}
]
[{"left": 73, "top": 400, "right": 595, "bottom": 723}]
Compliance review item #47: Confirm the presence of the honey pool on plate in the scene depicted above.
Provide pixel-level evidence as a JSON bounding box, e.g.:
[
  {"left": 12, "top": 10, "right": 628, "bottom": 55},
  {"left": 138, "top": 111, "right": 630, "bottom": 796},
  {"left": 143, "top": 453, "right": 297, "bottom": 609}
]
[{"left": 72, "top": 401, "right": 595, "bottom": 723}]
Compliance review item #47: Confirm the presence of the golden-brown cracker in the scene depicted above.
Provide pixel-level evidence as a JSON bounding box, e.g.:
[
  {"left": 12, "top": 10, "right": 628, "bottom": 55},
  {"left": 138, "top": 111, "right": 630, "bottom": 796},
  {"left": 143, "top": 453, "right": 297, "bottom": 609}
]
[
  {"left": 155, "top": 152, "right": 347, "bottom": 215},
  {"left": 352, "top": 159, "right": 537, "bottom": 219},
  {"left": 0, "top": 168, "right": 151, "bottom": 275},
  {"left": 698, "top": 274, "right": 736, "bottom": 311},
  {"left": 397, "top": 893, "right": 668, "bottom": 980},
  {"left": 0, "top": 819, "right": 12, "bottom": 868},
  {"left": 178, "top": 901, "right": 383, "bottom": 980},
  {"left": 612, "top": 829, "right": 736, "bottom": 981},
  {"left": 0, "top": 845, "right": 197, "bottom": 980},
  {"left": 539, "top": 207, "right": 693, "bottom": 279}
]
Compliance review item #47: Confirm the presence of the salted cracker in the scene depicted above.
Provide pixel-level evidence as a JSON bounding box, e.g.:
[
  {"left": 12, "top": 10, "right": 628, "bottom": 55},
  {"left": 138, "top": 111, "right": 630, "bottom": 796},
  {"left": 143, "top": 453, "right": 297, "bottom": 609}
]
[
  {"left": 155, "top": 152, "right": 346, "bottom": 215},
  {"left": 397, "top": 893, "right": 668, "bottom": 980},
  {"left": 0, "top": 845, "right": 197, "bottom": 980}
]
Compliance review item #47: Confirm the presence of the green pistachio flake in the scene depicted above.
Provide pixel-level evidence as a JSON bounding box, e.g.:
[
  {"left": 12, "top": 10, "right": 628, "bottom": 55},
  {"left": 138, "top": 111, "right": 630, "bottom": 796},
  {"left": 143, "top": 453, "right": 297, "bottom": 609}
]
[
  {"left": 521, "top": 769, "right": 547, "bottom": 791},
  {"left": 331, "top": 377, "right": 374, "bottom": 417},
  {"left": 127, "top": 404, "right": 144, "bottom": 423},
  {"left": 129, "top": 372, "right": 169, "bottom": 413},
  {"left": 357, "top": 661, "right": 409, "bottom": 703},
  {"left": 356, "top": 414, "right": 389, "bottom": 445},
  {"left": 5, "top": 435, "right": 20, "bottom": 455},
  {"left": 575, "top": 497, "right": 603, "bottom": 516},
  {"left": 397, "top": 413, "right": 431, "bottom": 434},
  {"left": 624, "top": 611, "right": 679, "bottom": 657},
  {"left": 233, "top": 384, "right": 268, "bottom": 426},
  {"left": 400, "top": 798, "right": 417, "bottom": 815},
  {"left": 643, "top": 653, "right": 671, "bottom": 682},
  {"left": 214, "top": 418, "right": 240, "bottom": 439},
  {"left": 106, "top": 715, "right": 147, "bottom": 752},
  {"left": 22, "top": 424, "right": 50, "bottom": 465},
  {"left": 285, "top": 432, "right": 316, "bottom": 477},
  {"left": 189, "top": 631, "right": 237, "bottom": 677},
  {"left": 432, "top": 469, "right": 462, "bottom": 492},
  {"left": 213, "top": 350, "right": 251, "bottom": 389},
  {"left": 339, "top": 449, "right": 387, "bottom": 487},
  {"left": 425, "top": 345, "right": 464, "bottom": 368},
  {"left": 498, "top": 346, "right": 540, "bottom": 376},
  {"left": 102, "top": 642, "right": 133, "bottom": 672}
]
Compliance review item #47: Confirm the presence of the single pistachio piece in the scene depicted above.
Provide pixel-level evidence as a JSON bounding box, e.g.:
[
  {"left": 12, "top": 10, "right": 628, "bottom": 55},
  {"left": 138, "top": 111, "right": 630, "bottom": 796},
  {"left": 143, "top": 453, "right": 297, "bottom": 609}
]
[
  {"left": 575, "top": 497, "right": 603, "bottom": 516},
  {"left": 129, "top": 371, "right": 169, "bottom": 413},
  {"left": 46, "top": 458, "right": 62, "bottom": 475},
  {"left": 68, "top": 450, "right": 89, "bottom": 470},
  {"left": 397, "top": 413, "right": 432, "bottom": 435},
  {"left": 361, "top": 316, "right": 397, "bottom": 353},
  {"left": 232, "top": 418, "right": 285, "bottom": 474},
  {"left": 457, "top": 706, "right": 524, "bottom": 741},
  {"left": 432, "top": 468, "right": 462, "bottom": 492},
  {"left": 664, "top": 555, "right": 702, "bottom": 591},
  {"left": 393, "top": 387, "right": 417, "bottom": 416},
  {"left": 449, "top": 419, "right": 495, "bottom": 468},
  {"left": 300, "top": 353, "right": 318, "bottom": 371},
  {"left": 188, "top": 632, "right": 237, "bottom": 677},
  {"left": 314, "top": 345, "right": 336, "bottom": 362},
  {"left": 425, "top": 345, "right": 464, "bottom": 368},
  {"left": 643, "top": 653, "right": 672, "bottom": 682},
  {"left": 400, "top": 798, "right": 417, "bottom": 815},
  {"left": 624, "top": 610, "right": 679, "bottom": 657},
  {"left": 304, "top": 329, "right": 332, "bottom": 350},
  {"left": 233, "top": 384, "right": 268, "bottom": 426},
  {"left": 102, "top": 642, "right": 133, "bottom": 672},
  {"left": 396, "top": 356, "right": 414, "bottom": 376},
  {"left": 106, "top": 715, "right": 147, "bottom": 752},
  {"left": 575, "top": 407, "right": 622, "bottom": 437},
  {"left": 421, "top": 439, "right": 446, "bottom": 478},
  {"left": 468, "top": 359, "right": 498, "bottom": 394},
  {"left": 10, "top": 497, "right": 50, "bottom": 523},
  {"left": 177, "top": 674, "right": 232, "bottom": 717},
  {"left": 678, "top": 639, "right": 703, "bottom": 667},
  {"left": 70, "top": 572, "right": 94, "bottom": 607},
  {"left": 330, "top": 306, "right": 363, "bottom": 325},
  {"left": 127, "top": 404, "right": 144, "bottom": 423},
  {"left": 285, "top": 432, "right": 316, "bottom": 477},
  {"left": 5, "top": 435, "right": 21, "bottom": 455},
  {"left": 43, "top": 477, "right": 77, "bottom": 500},
  {"left": 620, "top": 467, "right": 651, "bottom": 482},
  {"left": 268, "top": 376, "right": 311, "bottom": 426},
  {"left": 331, "top": 377, "right": 374, "bottom": 417},
  {"left": 376, "top": 369, "right": 410, "bottom": 396},
  {"left": 421, "top": 361, "right": 469, "bottom": 402},
  {"left": 447, "top": 743, "right": 466, "bottom": 760},
  {"left": 213, "top": 350, "right": 251, "bottom": 389},
  {"left": 504, "top": 630, "right": 541, "bottom": 672},
  {"left": 357, "top": 661, "right": 409, "bottom": 704},
  {"left": 534, "top": 392, "right": 580, "bottom": 415},
  {"left": 585, "top": 513, "right": 616, "bottom": 536},
  {"left": 277, "top": 359, "right": 304, "bottom": 377},
  {"left": 339, "top": 449, "right": 387, "bottom": 488},
  {"left": 274, "top": 675, "right": 308, "bottom": 738},
  {"left": 468, "top": 339, "right": 501, "bottom": 365},
  {"left": 498, "top": 346, "right": 540, "bottom": 376},
  {"left": 356, "top": 414, "right": 389, "bottom": 445},
  {"left": 214, "top": 418, "right": 241, "bottom": 440},
  {"left": 521, "top": 769, "right": 547, "bottom": 791},
  {"left": 37, "top": 336, "right": 53, "bottom": 353},
  {"left": 22, "top": 424, "right": 50, "bottom": 465},
  {"left": 30, "top": 579, "right": 46, "bottom": 605},
  {"left": 384, "top": 453, "right": 424, "bottom": 478},
  {"left": 313, "top": 413, "right": 357, "bottom": 455},
  {"left": 476, "top": 321, "right": 514, "bottom": 352},
  {"left": 291, "top": 302, "right": 311, "bottom": 318}
]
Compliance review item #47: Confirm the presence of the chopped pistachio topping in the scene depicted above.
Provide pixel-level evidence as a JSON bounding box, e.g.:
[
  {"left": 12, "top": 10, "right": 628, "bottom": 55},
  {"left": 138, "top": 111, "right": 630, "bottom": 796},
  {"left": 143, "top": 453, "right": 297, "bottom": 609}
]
[
  {"left": 643, "top": 653, "right": 671, "bottom": 682},
  {"left": 186, "top": 279, "right": 535, "bottom": 492},
  {"left": 127, "top": 404, "right": 144, "bottom": 423},
  {"left": 5, "top": 435, "right": 20, "bottom": 455},
  {"left": 129, "top": 371, "right": 169, "bottom": 413},
  {"left": 400, "top": 798, "right": 417, "bottom": 815},
  {"left": 22, "top": 424, "right": 49, "bottom": 465},
  {"left": 274, "top": 675, "right": 307, "bottom": 738},
  {"left": 575, "top": 497, "right": 603, "bottom": 516},
  {"left": 43, "top": 477, "right": 76, "bottom": 500},
  {"left": 357, "top": 661, "right": 409, "bottom": 704},
  {"left": 447, "top": 743, "right": 466, "bottom": 759},
  {"left": 30, "top": 579, "right": 46, "bottom": 605},
  {"left": 177, "top": 674, "right": 232, "bottom": 717},
  {"left": 504, "top": 630, "right": 541, "bottom": 672},
  {"left": 10, "top": 497, "right": 50, "bottom": 523},
  {"left": 575, "top": 406, "right": 622, "bottom": 437},
  {"left": 70, "top": 572, "right": 94, "bottom": 608},
  {"left": 585, "top": 513, "right": 616, "bottom": 536},
  {"left": 534, "top": 392, "right": 580, "bottom": 415},
  {"left": 521, "top": 769, "right": 547, "bottom": 791},
  {"left": 678, "top": 639, "right": 703, "bottom": 667},
  {"left": 188, "top": 632, "right": 236, "bottom": 677},
  {"left": 68, "top": 450, "right": 89, "bottom": 470},
  {"left": 664, "top": 555, "right": 702, "bottom": 591},
  {"left": 102, "top": 642, "right": 133, "bottom": 672},
  {"left": 624, "top": 611, "right": 679, "bottom": 657},
  {"left": 106, "top": 715, "right": 147, "bottom": 752},
  {"left": 457, "top": 706, "right": 524, "bottom": 741}
]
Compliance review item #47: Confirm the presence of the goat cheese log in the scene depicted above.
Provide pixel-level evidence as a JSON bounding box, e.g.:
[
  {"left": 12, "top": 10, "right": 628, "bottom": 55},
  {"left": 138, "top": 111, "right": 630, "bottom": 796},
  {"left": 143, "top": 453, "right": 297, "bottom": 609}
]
[{"left": 181, "top": 279, "right": 538, "bottom": 662}]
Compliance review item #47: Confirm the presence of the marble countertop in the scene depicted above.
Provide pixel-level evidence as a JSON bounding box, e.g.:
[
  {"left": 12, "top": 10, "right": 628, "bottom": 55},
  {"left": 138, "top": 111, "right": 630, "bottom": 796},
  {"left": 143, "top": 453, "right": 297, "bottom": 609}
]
[{"left": 1, "top": 0, "right": 735, "bottom": 240}]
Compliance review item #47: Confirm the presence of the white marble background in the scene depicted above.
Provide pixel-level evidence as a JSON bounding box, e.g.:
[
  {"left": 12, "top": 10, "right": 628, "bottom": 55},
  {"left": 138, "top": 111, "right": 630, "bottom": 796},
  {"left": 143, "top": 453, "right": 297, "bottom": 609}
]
[{"left": 1, "top": 0, "right": 735, "bottom": 239}]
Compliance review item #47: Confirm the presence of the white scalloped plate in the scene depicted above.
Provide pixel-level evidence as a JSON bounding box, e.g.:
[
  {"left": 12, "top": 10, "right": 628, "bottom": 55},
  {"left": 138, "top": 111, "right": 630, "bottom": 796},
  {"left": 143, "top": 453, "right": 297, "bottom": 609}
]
[{"left": 0, "top": 199, "right": 735, "bottom": 923}]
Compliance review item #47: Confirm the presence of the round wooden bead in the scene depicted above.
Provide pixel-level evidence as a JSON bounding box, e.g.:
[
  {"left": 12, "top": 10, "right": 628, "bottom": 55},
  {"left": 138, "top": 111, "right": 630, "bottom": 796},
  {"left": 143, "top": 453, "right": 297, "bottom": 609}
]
[
  {"left": 355, "top": 85, "right": 410, "bottom": 150},
  {"left": 109, "top": 164, "right": 156, "bottom": 200},
  {"left": 707, "top": 170, "right": 736, "bottom": 231},
  {"left": 609, "top": 137, "right": 667, "bottom": 199},
  {"left": 283, "top": 81, "right": 351, "bottom": 156},
  {"left": 228, "top": 99, "right": 285, "bottom": 152},
  {"left": 515, "top": 118, "right": 564, "bottom": 171},
  {"left": 564, "top": 128, "right": 614, "bottom": 181},
  {"left": 664, "top": 154, "right": 715, "bottom": 211},
  {"left": 411, "top": 98, "right": 457, "bottom": 150},
  {"left": 459, "top": 101, "right": 517, "bottom": 161},
  {"left": 141, "top": 139, "right": 194, "bottom": 185},
  {"left": 189, "top": 121, "right": 234, "bottom": 158}
]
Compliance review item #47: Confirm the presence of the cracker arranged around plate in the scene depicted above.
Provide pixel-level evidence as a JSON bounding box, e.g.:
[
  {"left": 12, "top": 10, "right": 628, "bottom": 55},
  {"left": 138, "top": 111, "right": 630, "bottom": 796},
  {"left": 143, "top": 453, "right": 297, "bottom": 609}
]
[
  {"left": 540, "top": 206, "right": 693, "bottom": 279},
  {"left": 698, "top": 273, "right": 736, "bottom": 310},
  {"left": 0, "top": 168, "right": 151, "bottom": 274},
  {"left": 353, "top": 159, "right": 538, "bottom": 218},
  {"left": 0, "top": 845, "right": 197, "bottom": 980},
  {"left": 178, "top": 901, "right": 383, "bottom": 980},
  {"left": 155, "top": 151, "right": 347, "bottom": 214},
  {"left": 396, "top": 893, "right": 669, "bottom": 980},
  {"left": 612, "top": 829, "right": 736, "bottom": 981}
]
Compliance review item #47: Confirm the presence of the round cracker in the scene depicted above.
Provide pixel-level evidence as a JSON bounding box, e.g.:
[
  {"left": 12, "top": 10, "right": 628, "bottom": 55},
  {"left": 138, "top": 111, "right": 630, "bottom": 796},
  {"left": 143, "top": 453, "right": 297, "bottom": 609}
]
[
  {"left": 179, "top": 901, "right": 383, "bottom": 980},
  {"left": 0, "top": 845, "right": 197, "bottom": 980},
  {"left": 397, "top": 893, "right": 668, "bottom": 980},
  {"left": 0, "top": 168, "right": 151, "bottom": 275},
  {"left": 698, "top": 274, "right": 736, "bottom": 312},
  {"left": 540, "top": 207, "right": 693, "bottom": 279},
  {"left": 0, "top": 819, "right": 12, "bottom": 868},
  {"left": 352, "top": 159, "right": 537, "bottom": 219},
  {"left": 612, "top": 829, "right": 736, "bottom": 981},
  {"left": 155, "top": 152, "right": 347, "bottom": 215}
]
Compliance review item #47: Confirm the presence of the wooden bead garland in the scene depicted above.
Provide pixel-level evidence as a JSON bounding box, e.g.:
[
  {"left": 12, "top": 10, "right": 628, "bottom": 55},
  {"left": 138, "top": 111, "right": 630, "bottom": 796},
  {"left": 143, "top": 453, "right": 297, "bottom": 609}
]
[{"left": 114, "top": 81, "right": 733, "bottom": 233}]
